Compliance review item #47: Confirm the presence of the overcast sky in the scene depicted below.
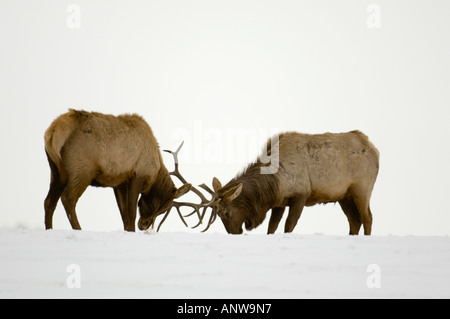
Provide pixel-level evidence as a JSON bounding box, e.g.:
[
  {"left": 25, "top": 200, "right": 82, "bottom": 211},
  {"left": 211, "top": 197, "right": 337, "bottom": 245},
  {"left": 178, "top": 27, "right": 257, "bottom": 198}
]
[{"left": 1, "top": 1, "right": 449, "bottom": 235}]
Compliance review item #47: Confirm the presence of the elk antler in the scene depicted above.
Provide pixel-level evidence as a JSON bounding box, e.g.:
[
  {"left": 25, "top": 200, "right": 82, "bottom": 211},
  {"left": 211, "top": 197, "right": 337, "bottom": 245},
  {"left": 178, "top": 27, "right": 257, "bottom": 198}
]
[
  {"left": 156, "top": 141, "right": 220, "bottom": 232},
  {"left": 195, "top": 183, "right": 220, "bottom": 232}
]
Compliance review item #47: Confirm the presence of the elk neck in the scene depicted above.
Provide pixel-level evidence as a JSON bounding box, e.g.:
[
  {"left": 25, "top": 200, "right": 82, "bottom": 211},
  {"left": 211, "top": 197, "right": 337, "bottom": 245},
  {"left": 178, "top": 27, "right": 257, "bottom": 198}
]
[{"left": 145, "top": 165, "right": 176, "bottom": 196}]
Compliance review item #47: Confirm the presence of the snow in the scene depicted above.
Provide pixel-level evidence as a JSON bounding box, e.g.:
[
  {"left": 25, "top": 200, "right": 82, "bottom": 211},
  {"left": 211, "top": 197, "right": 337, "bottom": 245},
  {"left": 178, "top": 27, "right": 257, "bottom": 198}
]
[{"left": 1, "top": 229, "right": 449, "bottom": 298}]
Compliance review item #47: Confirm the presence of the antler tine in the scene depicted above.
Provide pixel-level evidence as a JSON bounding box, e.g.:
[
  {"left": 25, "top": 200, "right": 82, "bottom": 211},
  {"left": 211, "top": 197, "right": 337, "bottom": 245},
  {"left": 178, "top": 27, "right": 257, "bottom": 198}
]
[
  {"left": 199, "top": 183, "right": 215, "bottom": 196},
  {"left": 157, "top": 141, "right": 219, "bottom": 232},
  {"left": 163, "top": 141, "right": 186, "bottom": 184},
  {"left": 201, "top": 206, "right": 219, "bottom": 232},
  {"left": 156, "top": 210, "right": 170, "bottom": 232},
  {"left": 189, "top": 185, "right": 220, "bottom": 230},
  {"left": 164, "top": 142, "right": 209, "bottom": 204},
  {"left": 190, "top": 193, "right": 220, "bottom": 230},
  {"left": 156, "top": 203, "right": 190, "bottom": 232}
]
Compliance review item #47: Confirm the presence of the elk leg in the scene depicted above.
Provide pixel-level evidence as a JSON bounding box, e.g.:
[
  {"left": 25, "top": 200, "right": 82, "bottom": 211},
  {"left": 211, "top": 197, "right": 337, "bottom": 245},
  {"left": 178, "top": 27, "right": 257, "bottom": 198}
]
[
  {"left": 339, "top": 196, "right": 362, "bottom": 235},
  {"left": 114, "top": 183, "right": 129, "bottom": 230},
  {"left": 366, "top": 206, "right": 373, "bottom": 235},
  {"left": 44, "top": 155, "right": 66, "bottom": 229},
  {"left": 61, "top": 176, "right": 91, "bottom": 230},
  {"left": 44, "top": 178, "right": 66, "bottom": 230},
  {"left": 351, "top": 188, "right": 373, "bottom": 235},
  {"left": 267, "top": 207, "right": 285, "bottom": 234},
  {"left": 284, "top": 196, "right": 306, "bottom": 233},
  {"left": 123, "top": 178, "right": 142, "bottom": 232}
]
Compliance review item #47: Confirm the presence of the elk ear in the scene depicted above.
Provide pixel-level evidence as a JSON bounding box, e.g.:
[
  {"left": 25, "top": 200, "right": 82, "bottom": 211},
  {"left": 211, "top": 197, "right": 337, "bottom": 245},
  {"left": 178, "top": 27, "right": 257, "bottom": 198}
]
[
  {"left": 212, "top": 177, "right": 222, "bottom": 192},
  {"left": 223, "top": 183, "right": 243, "bottom": 202},
  {"left": 174, "top": 183, "right": 192, "bottom": 199}
]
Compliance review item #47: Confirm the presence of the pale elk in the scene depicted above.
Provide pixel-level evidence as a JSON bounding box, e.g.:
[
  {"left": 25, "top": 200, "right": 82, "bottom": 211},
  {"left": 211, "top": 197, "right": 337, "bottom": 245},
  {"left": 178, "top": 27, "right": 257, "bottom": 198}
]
[{"left": 43, "top": 109, "right": 191, "bottom": 231}]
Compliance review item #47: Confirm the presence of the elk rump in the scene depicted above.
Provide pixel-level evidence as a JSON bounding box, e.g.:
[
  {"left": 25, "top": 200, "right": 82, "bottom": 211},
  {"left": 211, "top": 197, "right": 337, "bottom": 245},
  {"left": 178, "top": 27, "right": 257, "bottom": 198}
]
[
  {"left": 212, "top": 131, "right": 379, "bottom": 235},
  {"left": 44, "top": 109, "right": 190, "bottom": 231}
]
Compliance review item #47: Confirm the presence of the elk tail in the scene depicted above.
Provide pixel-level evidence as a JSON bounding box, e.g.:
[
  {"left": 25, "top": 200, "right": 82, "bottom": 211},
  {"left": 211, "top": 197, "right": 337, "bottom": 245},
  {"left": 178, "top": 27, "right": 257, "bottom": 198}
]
[{"left": 44, "top": 109, "right": 78, "bottom": 178}]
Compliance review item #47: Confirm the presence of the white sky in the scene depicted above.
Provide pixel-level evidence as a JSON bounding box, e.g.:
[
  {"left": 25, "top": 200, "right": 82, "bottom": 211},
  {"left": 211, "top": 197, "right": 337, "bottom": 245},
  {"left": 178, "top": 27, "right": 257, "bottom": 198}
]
[{"left": 1, "top": 1, "right": 449, "bottom": 235}]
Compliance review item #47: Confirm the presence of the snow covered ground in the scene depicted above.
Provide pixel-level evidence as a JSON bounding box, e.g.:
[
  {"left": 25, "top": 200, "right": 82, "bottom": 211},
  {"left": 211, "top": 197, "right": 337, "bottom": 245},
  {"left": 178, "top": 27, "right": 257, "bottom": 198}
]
[{"left": 1, "top": 229, "right": 449, "bottom": 299}]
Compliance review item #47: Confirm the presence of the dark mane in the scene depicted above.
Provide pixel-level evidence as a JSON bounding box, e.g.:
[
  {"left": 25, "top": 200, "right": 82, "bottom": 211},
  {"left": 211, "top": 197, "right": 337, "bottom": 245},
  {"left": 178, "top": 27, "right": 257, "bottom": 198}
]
[{"left": 228, "top": 160, "right": 280, "bottom": 228}]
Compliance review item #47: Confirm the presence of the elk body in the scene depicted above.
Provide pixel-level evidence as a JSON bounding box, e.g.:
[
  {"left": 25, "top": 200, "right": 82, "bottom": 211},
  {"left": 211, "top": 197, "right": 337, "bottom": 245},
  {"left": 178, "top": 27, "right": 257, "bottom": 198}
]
[
  {"left": 210, "top": 131, "right": 379, "bottom": 235},
  {"left": 44, "top": 109, "right": 190, "bottom": 231}
]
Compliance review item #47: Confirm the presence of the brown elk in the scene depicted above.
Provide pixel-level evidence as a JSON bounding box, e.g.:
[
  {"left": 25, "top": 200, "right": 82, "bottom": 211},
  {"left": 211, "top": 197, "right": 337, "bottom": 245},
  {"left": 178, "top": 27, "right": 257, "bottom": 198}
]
[
  {"left": 187, "top": 131, "right": 380, "bottom": 235},
  {"left": 43, "top": 109, "right": 191, "bottom": 231}
]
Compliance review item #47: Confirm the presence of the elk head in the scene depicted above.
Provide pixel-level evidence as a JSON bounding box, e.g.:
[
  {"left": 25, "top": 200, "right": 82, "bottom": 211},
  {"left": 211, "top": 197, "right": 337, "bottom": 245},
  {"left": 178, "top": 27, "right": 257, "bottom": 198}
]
[
  {"left": 137, "top": 181, "right": 192, "bottom": 231},
  {"left": 210, "top": 178, "right": 247, "bottom": 234},
  {"left": 182, "top": 175, "right": 272, "bottom": 234}
]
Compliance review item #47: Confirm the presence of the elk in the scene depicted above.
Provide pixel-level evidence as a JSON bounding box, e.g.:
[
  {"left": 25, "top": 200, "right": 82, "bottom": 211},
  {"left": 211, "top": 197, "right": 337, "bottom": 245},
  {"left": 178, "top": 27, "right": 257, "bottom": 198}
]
[
  {"left": 187, "top": 131, "right": 380, "bottom": 235},
  {"left": 43, "top": 109, "right": 191, "bottom": 231}
]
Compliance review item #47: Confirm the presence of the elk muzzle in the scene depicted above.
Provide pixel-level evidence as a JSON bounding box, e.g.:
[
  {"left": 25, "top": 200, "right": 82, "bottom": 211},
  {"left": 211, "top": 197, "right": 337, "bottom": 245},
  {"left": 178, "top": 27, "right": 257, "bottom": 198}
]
[
  {"left": 138, "top": 217, "right": 154, "bottom": 231},
  {"left": 221, "top": 218, "right": 244, "bottom": 234}
]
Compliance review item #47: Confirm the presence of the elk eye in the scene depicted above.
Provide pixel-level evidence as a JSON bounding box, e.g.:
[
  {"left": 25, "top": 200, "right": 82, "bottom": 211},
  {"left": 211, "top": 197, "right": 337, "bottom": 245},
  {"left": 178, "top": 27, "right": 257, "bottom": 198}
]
[{"left": 224, "top": 212, "right": 230, "bottom": 218}]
